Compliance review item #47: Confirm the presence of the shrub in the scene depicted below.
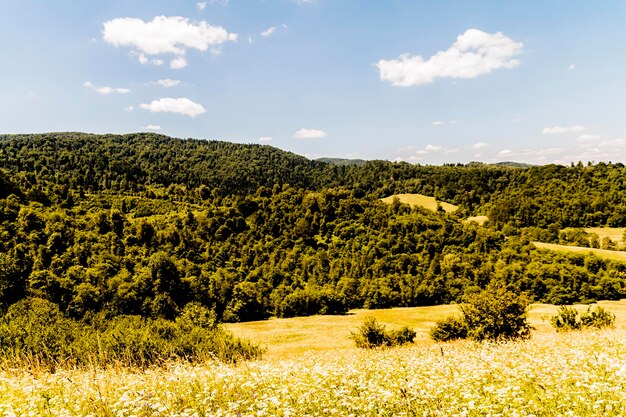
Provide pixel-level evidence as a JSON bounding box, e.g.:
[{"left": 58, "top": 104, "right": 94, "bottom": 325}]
[
  {"left": 351, "top": 316, "right": 415, "bottom": 349},
  {"left": 550, "top": 306, "right": 582, "bottom": 331},
  {"left": 389, "top": 326, "right": 417, "bottom": 345},
  {"left": 551, "top": 305, "right": 615, "bottom": 332},
  {"left": 0, "top": 298, "right": 262, "bottom": 369},
  {"left": 430, "top": 284, "right": 532, "bottom": 342},
  {"left": 429, "top": 315, "right": 468, "bottom": 342},
  {"left": 581, "top": 306, "right": 615, "bottom": 329}
]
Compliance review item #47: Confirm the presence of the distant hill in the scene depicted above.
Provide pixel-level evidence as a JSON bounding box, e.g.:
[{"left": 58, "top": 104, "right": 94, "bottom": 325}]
[
  {"left": 316, "top": 157, "right": 367, "bottom": 167},
  {"left": 494, "top": 161, "right": 536, "bottom": 168}
]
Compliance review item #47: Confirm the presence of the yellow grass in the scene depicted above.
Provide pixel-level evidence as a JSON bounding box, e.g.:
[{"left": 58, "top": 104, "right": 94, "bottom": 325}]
[
  {"left": 463, "top": 215, "right": 489, "bottom": 225},
  {"left": 533, "top": 241, "right": 626, "bottom": 261},
  {"left": 584, "top": 227, "right": 626, "bottom": 246},
  {"left": 380, "top": 193, "right": 458, "bottom": 213},
  {"left": 2, "top": 303, "right": 625, "bottom": 415},
  {"left": 226, "top": 300, "right": 626, "bottom": 360}
]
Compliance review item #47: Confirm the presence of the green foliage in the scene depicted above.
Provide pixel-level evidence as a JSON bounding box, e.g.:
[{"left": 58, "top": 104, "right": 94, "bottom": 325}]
[
  {"left": 1, "top": 132, "right": 626, "bottom": 328},
  {"left": 0, "top": 298, "right": 261, "bottom": 369},
  {"left": 351, "top": 316, "right": 415, "bottom": 349},
  {"left": 550, "top": 306, "right": 582, "bottom": 331},
  {"left": 551, "top": 305, "right": 615, "bottom": 331},
  {"left": 431, "top": 284, "right": 532, "bottom": 342},
  {"left": 429, "top": 315, "right": 468, "bottom": 342}
]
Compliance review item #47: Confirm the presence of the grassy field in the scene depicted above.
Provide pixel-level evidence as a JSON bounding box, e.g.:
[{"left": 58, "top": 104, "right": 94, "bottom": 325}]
[
  {"left": 584, "top": 227, "right": 625, "bottom": 246},
  {"left": 463, "top": 215, "right": 489, "bottom": 225},
  {"left": 380, "top": 193, "right": 458, "bottom": 213},
  {"left": 1, "top": 302, "right": 625, "bottom": 416},
  {"left": 533, "top": 241, "right": 626, "bottom": 261},
  {"left": 226, "top": 300, "right": 626, "bottom": 360}
]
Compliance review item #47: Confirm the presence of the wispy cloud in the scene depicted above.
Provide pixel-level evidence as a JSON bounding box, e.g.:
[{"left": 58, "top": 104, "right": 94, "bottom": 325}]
[
  {"left": 144, "top": 125, "right": 162, "bottom": 131},
  {"left": 542, "top": 126, "right": 586, "bottom": 135},
  {"left": 83, "top": 81, "right": 130, "bottom": 95},
  {"left": 260, "top": 27, "right": 277, "bottom": 37},
  {"left": 153, "top": 79, "right": 182, "bottom": 88},
  {"left": 432, "top": 120, "right": 460, "bottom": 126},
  {"left": 258, "top": 136, "right": 273, "bottom": 142},
  {"left": 377, "top": 29, "right": 523, "bottom": 87}
]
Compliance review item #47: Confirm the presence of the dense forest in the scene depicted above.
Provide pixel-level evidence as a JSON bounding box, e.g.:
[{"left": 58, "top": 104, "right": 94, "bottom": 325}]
[{"left": 0, "top": 132, "right": 625, "bottom": 328}]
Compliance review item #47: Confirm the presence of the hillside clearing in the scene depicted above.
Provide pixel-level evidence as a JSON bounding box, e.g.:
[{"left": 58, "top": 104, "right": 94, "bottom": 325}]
[
  {"left": 463, "top": 215, "right": 489, "bottom": 225},
  {"left": 380, "top": 193, "right": 458, "bottom": 213},
  {"left": 225, "top": 300, "right": 626, "bottom": 360},
  {"left": 533, "top": 241, "right": 626, "bottom": 261},
  {"left": 584, "top": 227, "right": 625, "bottom": 246}
]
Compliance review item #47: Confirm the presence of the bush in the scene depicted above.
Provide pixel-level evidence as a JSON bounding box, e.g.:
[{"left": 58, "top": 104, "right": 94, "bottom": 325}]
[
  {"left": 351, "top": 316, "right": 415, "bottom": 349},
  {"left": 429, "top": 315, "right": 468, "bottom": 342},
  {"left": 581, "top": 306, "right": 615, "bottom": 329},
  {"left": 430, "top": 284, "right": 532, "bottom": 342},
  {"left": 551, "top": 305, "right": 615, "bottom": 331},
  {"left": 0, "top": 298, "right": 262, "bottom": 369},
  {"left": 389, "top": 326, "right": 417, "bottom": 345},
  {"left": 550, "top": 306, "right": 582, "bottom": 331}
]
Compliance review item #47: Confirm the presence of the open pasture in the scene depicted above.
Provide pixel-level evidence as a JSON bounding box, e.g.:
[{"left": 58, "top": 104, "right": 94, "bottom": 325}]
[
  {"left": 584, "top": 227, "right": 626, "bottom": 246},
  {"left": 533, "top": 241, "right": 626, "bottom": 261},
  {"left": 380, "top": 193, "right": 458, "bottom": 213},
  {"left": 226, "top": 300, "right": 626, "bottom": 360}
]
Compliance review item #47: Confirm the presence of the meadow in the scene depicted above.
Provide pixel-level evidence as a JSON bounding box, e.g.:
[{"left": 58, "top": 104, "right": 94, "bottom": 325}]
[
  {"left": 0, "top": 302, "right": 624, "bottom": 416},
  {"left": 380, "top": 193, "right": 459, "bottom": 213},
  {"left": 533, "top": 242, "right": 626, "bottom": 262}
]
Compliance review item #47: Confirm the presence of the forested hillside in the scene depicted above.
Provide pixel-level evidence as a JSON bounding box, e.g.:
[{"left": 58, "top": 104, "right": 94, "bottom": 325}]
[{"left": 0, "top": 132, "right": 625, "bottom": 326}]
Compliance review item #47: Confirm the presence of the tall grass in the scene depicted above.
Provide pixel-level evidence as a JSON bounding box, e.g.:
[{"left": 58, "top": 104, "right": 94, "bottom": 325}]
[
  {"left": 0, "top": 298, "right": 262, "bottom": 371},
  {"left": 0, "top": 330, "right": 624, "bottom": 415}
]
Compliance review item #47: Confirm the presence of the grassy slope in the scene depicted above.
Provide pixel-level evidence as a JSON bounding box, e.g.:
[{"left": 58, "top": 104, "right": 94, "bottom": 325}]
[
  {"left": 533, "top": 241, "right": 626, "bottom": 261},
  {"left": 380, "top": 193, "right": 458, "bottom": 213},
  {"left": 464, "top": 215, "right": 489, "bottom": 225},
  {"left": 584, "top": 227, "right": 625, "bottom": 245},
  {"left": 226, "top": 300, "right": 626, "bottom": 360}
]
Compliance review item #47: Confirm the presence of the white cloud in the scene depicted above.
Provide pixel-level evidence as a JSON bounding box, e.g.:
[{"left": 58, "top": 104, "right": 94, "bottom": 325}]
[
  {"left": 102, "top": 16, "right": 237, "bottom": 66},
  {"left": 258, "top": 136, "right": 273, "bottom": 142},
  {"left": 197, "top": 2, "right": 207, "bottom": 10},
  {"left": 432, "top": 120, "right": 460, "bottom": 126},
  {"left": 152, "top": 58, "right": 164, "bottom": 66},
  {"left": 260, "top": 27, "right": 277, "bottom": 37},
  {"left": 125, "top": 106, "right": 135, "bottom": 112},
  {"left": 472, "top": 142, "right": 488, "bottom": 149},
  {"left": 425, "top": 144, "right": 442, "bottom": 152},
  {"left": 294, "top": 128, "right": 327, "bottom": 139},
  {"left": 377, "top": 29, "right": 523, "bottom": 87},
  {"left": 170, "top": 56, "right": 188, "bottom": 69},
  {"left": 154, "top": 79, "right": 182, "bottom": 88},
  {"left": 144, "top": 125, "right": 162, "bottom": 131},
  {"left": 498, "top": 149, "right": 512, "bottom": 156},
  {"left": 568, "top": 64, "right": 576, "bottom": 70},
  {"left": 542, "top": 126, "right": 586, "bottom": 135},
  {"left": 577, "top": 134, "right": 600, "bottom": 146},
  {"left": 84, "top": 81, "right": 130, "bottom": 94},
  {"left": 139, "top": 97, "right": 206, "bottom": 117}
]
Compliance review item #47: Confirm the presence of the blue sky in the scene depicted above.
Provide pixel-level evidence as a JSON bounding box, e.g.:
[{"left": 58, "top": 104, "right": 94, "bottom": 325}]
[{"left": 2, "top": 1, "right": 626, "bottom": 164}]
